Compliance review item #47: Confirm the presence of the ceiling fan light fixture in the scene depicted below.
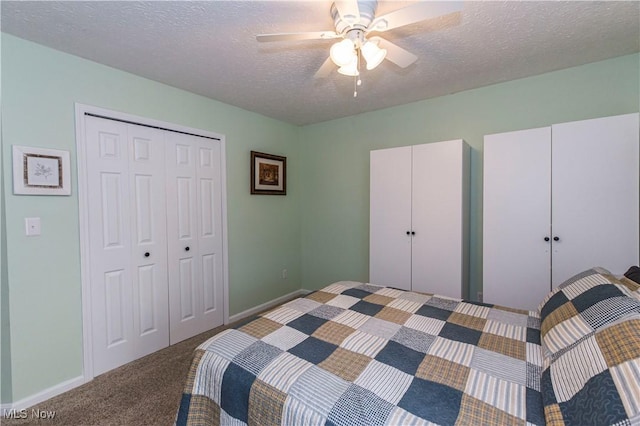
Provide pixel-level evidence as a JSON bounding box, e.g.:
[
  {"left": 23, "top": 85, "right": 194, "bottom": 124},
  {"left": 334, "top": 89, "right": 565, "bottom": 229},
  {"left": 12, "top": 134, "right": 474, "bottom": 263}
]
[
  {"left": 330, "top": 39, "right": 356, "bottom": 67},
  {"left": 337, "top": 56, "right": 359, "bottom": 76},
  {"left": 362, "top": 40, "right": 387, "bottom": 70}
]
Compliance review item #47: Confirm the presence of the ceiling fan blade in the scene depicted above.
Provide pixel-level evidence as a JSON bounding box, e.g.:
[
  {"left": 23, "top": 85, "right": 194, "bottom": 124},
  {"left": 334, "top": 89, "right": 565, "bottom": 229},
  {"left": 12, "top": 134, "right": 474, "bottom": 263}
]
[
  {"left": 371, "top": 37, "right": 418, "bottom": 68},
  {"left": 314, "top": 57, "right": 335, "bottom": 79},
  {"left": 335, "top": 0, "right": 360, "bottom": 26},
  {"left": 256, "top": 31, "right": 340, "bottom": 42},
  {"left": 368, "top": 1, "right": 463, "bottom": 33}
]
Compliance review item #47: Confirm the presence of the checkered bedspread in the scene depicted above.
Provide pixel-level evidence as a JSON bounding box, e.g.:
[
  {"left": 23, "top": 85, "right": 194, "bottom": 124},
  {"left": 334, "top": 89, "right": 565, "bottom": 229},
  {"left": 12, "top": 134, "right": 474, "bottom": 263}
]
[{"left": 177, "top": 281, "right": 545, "bottom": 425}]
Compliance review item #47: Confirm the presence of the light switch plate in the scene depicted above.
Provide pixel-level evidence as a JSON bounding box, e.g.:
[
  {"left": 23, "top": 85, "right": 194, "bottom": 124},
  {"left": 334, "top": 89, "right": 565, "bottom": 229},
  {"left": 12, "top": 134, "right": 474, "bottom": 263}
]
[{"left": 25, "top": 217, "right": 41, "bottom": 236}]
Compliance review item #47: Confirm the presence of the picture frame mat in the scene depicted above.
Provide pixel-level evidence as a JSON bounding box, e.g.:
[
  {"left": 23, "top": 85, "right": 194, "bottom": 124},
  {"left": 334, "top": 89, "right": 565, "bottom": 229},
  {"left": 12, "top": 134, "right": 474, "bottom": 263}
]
[{"left": 12, "top": 145, "right": 71, "bottom": 195}]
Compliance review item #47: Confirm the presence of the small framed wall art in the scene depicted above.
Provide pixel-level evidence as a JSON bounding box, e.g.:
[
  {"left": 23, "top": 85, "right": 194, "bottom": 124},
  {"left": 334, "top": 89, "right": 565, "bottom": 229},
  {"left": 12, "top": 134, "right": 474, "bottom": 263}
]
[
  {"left": 12, "top": 145, "right": 71, "bottom": 195},
  {"left": 250, "top": 151, "right": 286, "bottom": 195}
]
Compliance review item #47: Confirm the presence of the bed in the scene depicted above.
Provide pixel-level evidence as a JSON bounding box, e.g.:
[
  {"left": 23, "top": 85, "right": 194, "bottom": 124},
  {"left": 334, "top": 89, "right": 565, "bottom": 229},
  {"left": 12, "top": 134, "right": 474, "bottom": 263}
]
[{"left": 177, "top": 267, "right": 640, "bottom": 426}]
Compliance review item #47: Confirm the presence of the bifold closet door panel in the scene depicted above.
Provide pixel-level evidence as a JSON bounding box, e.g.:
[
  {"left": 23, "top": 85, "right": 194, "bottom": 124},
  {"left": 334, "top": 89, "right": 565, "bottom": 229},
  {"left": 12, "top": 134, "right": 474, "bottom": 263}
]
[
  {"left": 369, "top": 146, "right": 412, "bottom": 290},
  {"left": 551, "top": 113, "right": 640, "bottom": 286},
  {"left": 85, "top": 117, "right": 169, "bottom": 376},
  {"left": 166, "top": 132, "right": 224, "bottom": 344},
  {"left": 194, "top": 136, "right": 224, "bottom": 333},
  {"left": 127, "top": 124, "right": 169, "bottom": 359},
  {"left": 411, "top": 140, "right": 466, "bottom": 298},
  {"left": 483, "top": 127, "right": 552, "bottom": 310}
]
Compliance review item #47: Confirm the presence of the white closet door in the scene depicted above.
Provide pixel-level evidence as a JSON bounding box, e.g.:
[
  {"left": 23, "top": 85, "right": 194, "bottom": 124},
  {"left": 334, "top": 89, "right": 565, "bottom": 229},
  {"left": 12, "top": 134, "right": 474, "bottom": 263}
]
[
  {"left": 483, "top": 127, "right": 552, "bottom": 310},
  {"left": 128, "top": 126, "right": 169, "bottom": 359},
  {"left": 166, "top": 132, "right": 224, "bottom": 344},
  {"left": 370, "top": 146, "right": 412, "bottom": 290},
  {"left": 551, "top": 113, "right": 640, "bottom": 285},
  {"left": 85, "top": 117, "right": 169, "bottom": 376},
  {"left": 411, "top": 140, "right": 466, "bottom": 298},
  {"left": 195, "top": 138, "right": 225, "bottom": 334}
]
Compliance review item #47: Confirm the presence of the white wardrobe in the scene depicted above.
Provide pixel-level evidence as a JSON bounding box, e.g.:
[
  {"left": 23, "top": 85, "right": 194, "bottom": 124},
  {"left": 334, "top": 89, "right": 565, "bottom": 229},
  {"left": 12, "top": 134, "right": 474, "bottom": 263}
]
[
  {"left": 369, "top": 139, "right": 470, "bottom": 298},
  {"left": 82, "top": 112, "right": 226, "bottom": 376},
  {"left": 483, "top": 113, "right": 639, "bottom": 310}
]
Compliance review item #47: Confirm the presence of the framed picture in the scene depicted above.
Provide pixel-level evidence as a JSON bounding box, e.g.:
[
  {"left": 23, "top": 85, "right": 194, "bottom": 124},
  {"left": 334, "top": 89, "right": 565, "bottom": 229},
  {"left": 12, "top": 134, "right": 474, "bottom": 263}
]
[
  {"left": 250, "top": 151, "right": 286, "bottom": 195},
  {"left": 12, "top": 145, "right": 71, "bottom": 195}
]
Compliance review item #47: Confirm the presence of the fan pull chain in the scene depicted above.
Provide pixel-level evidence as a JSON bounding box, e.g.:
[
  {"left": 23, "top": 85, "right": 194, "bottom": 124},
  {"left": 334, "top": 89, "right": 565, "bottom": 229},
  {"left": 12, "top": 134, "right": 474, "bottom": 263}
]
[{"left": 354, "top": 49, "right": 362, "bottom": 98}]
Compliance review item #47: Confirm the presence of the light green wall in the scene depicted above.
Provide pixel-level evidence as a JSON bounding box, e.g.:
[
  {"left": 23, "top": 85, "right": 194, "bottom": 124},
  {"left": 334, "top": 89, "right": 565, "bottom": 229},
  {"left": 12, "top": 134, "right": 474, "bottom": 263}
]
[
  {"left": 0, "top": 31, "right": 12, "bottom": 405},
  {"left": 1, "top": 34, "right": 301, "bottom": 402},
  {"left": 299, "top": 53, "right": 640, "bottom": 299},
  {"left": 0, "top": 185, "right": 10, "bottom": 406},
  {"left": 1, "top": 106, "right": 13, "bottom": 405},
  {"left": 1, "top": 142, "right": 10, "bottom": 405}
]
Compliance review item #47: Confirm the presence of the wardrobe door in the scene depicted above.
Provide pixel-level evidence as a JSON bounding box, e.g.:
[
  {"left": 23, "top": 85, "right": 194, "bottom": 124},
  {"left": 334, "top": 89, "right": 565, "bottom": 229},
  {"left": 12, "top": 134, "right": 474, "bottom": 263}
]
[
  {"left": 370, "top": 146, "right": 412, "bottom": 290},
  {"left": 85, "top": 117, "right": 169, "bottom": 376},
  {"left": 166, "top": 132, "right": 224, "bottom": 344},
  {"left": 411, "top": 140, "right": 467, "bottom": 298},
  {"left": 483, "top": 127, "right": 552, "bottom": 310},
  {"left": 551, "top": 113, "right": 639, "bottom": 285}
]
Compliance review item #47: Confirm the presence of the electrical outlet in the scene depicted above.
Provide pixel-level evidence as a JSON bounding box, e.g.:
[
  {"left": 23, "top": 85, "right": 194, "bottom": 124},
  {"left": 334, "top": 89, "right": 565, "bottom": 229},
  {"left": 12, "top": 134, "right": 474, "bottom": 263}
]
[
  {"left": 282, "top": 269, "right": 288, "bottom": 279},
  {"left": 477, "top": 292, "right": 483, "bottom": 302}
]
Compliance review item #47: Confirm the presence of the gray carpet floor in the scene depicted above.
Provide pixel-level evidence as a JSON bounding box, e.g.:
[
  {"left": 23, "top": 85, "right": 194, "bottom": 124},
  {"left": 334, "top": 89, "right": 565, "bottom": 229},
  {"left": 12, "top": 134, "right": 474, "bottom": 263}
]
[{"left": 3, "top": 321, "right": 237, "bottom": 425}]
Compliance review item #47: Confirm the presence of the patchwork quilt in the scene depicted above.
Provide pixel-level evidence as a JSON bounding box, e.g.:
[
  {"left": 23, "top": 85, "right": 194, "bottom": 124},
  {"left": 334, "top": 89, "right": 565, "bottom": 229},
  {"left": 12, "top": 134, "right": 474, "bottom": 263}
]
[{"left": 177, "top": 281, "right": 545, "bottom": 425}]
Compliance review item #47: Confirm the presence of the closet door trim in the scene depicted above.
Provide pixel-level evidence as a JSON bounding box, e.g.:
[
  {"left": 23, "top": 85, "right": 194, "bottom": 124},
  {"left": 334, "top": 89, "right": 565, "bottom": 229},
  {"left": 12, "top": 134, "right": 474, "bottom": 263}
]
[{"left": 75, "top": 103, "right": 229, "bottom": 382}]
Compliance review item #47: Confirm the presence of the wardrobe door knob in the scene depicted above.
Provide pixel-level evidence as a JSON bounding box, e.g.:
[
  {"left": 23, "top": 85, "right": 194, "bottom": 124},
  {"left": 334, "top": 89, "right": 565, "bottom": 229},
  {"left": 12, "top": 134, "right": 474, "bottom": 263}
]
[
  {"left": 553, "top": 236, "right": 560, "bottom": 241},
  {"left": 406, "top": 231, "right": 411, "bottom": 235},
  {"left": 411, "top": 231, "right": 416, "bottom": 235},
  {"left": 544, "top": 237, "right": 550, "bottom": 242},
  {"left": 144, "top": 252, "right": 150, "bottom": 257},
  {"left": 185, "top": 246, "right": 190, "bottom": 251}
]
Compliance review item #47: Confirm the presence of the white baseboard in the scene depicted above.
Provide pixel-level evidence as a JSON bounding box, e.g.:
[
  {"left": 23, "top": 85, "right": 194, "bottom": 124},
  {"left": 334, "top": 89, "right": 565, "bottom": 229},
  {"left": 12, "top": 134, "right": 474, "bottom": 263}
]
[
  {"left": 228, "top": 289, "right": 311, "bottom": 324},
  {"left": 1, "top": 375, "right": 86, "bottom": 412}
]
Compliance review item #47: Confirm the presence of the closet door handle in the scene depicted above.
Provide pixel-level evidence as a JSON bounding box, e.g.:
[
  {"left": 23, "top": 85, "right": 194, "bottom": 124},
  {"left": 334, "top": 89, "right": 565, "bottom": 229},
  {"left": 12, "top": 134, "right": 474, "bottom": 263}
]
[
  {"left": 544, "top": 237, "right": 550, "bottom": 242},
  {"left": 553, "top": 236, "right": 560, "bottom": 242},
  {"left": 406, "top": 231, "right": 411, "bottom": 235},
  {"left": 411, "top": 231, "right": 416, "bottom": 235},
  {"left": 185, "top": 246, "right": 190, "bottom": 252},
  {"left": 144, "top": 252, "right": 150, "bottom": 257}
]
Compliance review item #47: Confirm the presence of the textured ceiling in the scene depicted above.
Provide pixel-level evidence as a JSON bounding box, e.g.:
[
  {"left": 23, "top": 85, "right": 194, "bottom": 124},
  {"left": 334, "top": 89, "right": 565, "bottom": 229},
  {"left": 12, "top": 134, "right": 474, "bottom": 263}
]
[{"left": 2, "top": 1, "right": 639, "bottom": 126}]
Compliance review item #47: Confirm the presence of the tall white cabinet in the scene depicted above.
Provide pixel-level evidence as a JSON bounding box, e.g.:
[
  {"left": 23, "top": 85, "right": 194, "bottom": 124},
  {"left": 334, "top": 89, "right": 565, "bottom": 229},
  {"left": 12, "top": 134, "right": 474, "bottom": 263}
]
[
  {"left": 483, "top": 113, "right": 639, "bottom": 310},
  {"left": 370, "top": 139, "right": 470, "bottom": 298},
  {"left": 82, "top": 113, "right": 226, "bottom": 376}
]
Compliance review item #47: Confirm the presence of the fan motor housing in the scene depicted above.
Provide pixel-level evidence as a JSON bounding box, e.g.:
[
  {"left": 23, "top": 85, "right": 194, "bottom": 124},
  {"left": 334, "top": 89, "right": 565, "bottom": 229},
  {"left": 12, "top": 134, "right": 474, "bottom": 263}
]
[{"left": 331, "top": 0, "right": 377, "bottom": 34}]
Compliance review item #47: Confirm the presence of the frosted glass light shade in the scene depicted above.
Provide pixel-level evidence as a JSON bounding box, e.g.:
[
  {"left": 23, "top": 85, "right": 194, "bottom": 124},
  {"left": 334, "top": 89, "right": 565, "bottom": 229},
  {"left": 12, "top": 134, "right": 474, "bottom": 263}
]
[
  {"left": 337, "top": 56, "right": 359, "bottom": 76},
  {"left": 330, "top": 39, "right": 356, "bottom": 67},
  {"left": 362, "top": 40, "right": 387, "bottom": 70}
]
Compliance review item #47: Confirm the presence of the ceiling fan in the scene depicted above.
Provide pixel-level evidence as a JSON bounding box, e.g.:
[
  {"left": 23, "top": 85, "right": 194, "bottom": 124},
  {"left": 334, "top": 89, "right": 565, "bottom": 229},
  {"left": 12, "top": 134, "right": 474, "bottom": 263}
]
[{"left": 256, "top": 0, "right": 463, "bottom": 95}]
